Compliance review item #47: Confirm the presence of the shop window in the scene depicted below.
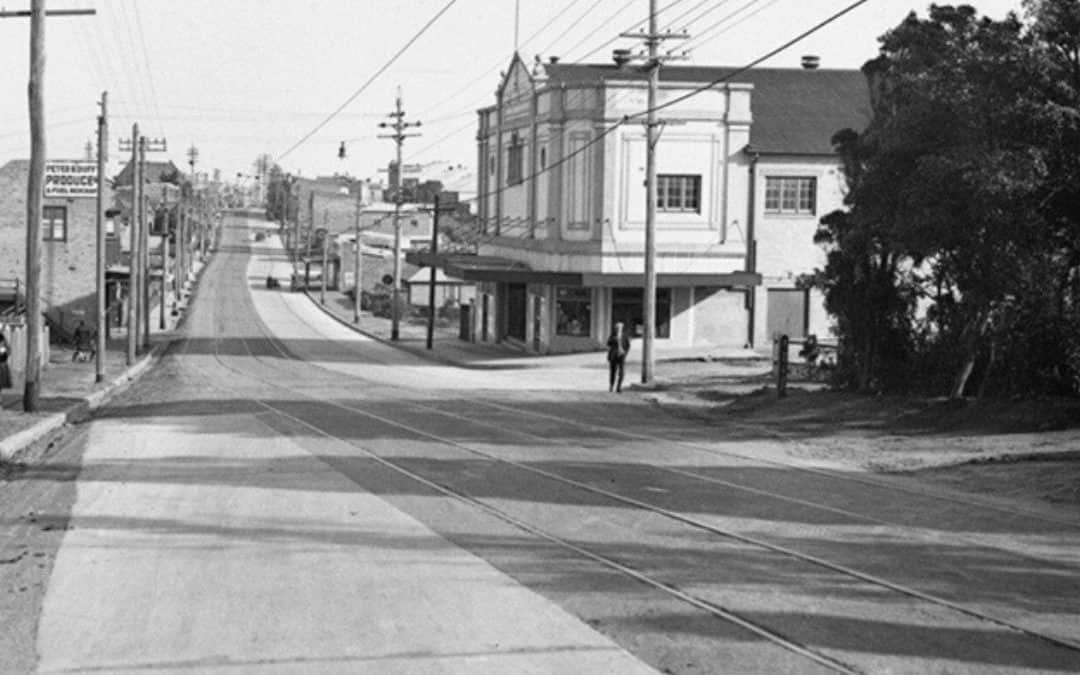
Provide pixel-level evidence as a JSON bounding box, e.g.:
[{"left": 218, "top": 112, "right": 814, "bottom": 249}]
[
  {"left": 555, "top": 286, "right": 591, "bottom": 337},
  {"left": 612, "top": 287, "right": 671, "bottom": 339},
  {"left": 43, "top": 205, "right": 67, "bottom": 242}
]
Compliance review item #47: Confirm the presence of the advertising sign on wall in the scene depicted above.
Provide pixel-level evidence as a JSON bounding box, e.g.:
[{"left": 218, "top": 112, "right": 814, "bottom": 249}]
[{"left": 44, "top": 160, "right": 98, "bottom": 198}]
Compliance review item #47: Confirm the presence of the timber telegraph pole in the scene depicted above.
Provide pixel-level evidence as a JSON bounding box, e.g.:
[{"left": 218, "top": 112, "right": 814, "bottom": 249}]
[
  {"left": 187, "top": 144, "right": 198, "bottom": 265},
  {"left": 377, "top": 90, "right": 421, "bottom": 341},
  {"left": 23, "top": 0, "right": 46, "bottom": 411},
  {"left": 95, "top": 91, "right": 108, "bottom": 383},
  {"left": 119, "top": 133, "right": 167, "bottom": 355},
  {"left": 353, "top": 188, "right": 363, "bottom": 323},
  {"left": 5, "top": 1, "right": 96, "bottom": 411},
  {"left": 139, "top": 136, "right": 148, "bottom": 350},
  {"left": 124, "top": 125, "right": 138, "bottom": 366},
  {"left": 621, "top": 0, "right": 687, "bottom": 385}
]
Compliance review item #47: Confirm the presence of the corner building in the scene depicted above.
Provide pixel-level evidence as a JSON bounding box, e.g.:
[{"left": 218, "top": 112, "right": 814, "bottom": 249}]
[{"left": 454, "top": 56, "right": 869, "bottom": 354}]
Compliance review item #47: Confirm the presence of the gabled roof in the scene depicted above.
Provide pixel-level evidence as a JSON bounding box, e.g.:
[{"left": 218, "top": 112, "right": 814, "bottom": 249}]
[
  {"left": 542, "top": 63, "right": 871, "bottom": 155},
  {"left": 113, "top": 160, "right": 184, "bottom": 186}
]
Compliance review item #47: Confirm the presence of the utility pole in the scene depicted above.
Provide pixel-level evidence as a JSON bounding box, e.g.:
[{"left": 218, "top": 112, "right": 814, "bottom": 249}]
[
  {"left": 292, "top": 178, "right": 300, "bottom": 266},
  {"left": 320, "top": 228, "right": 328, "bottom": 305},
  {"left": 95, "top": 91, "right": 107, "bottom": 383},
  {"left": 177, "top": 192, "right": 185, "bottom": 297},
  {"left": 125, "top": 125, "right": 138, "bottom": 366},
  {"left": 22, "top": 0, "right": 45, "bottom": 411},
  {"left": 426, "top": 194, "right": 443, "bottom": 351},
  {"left": 306, "top": 190, "right": 314, "bottom": 258},
  {"left": 140, "top": 137, "right": 150, "bottom": 350},
  {"left": 378, "top": 89, "right": 421, "bottom": 341},
  {"left": 159, "top": 190, "right": 168, "bottom": 330},
  {"left": 353, "top": 189, "right": 363, "bottom": 323},
  {"left": 187, "top": 144, "right": 198, "bottom": 267},
  {"left": 621, "top": 0, "right": 687, "bottom": 385},
  {"left": 5, "top": 1, "right": 96, "bottom": 411},
  {"left": 119, "top": 133, "right": 166, "bottom": 354}
]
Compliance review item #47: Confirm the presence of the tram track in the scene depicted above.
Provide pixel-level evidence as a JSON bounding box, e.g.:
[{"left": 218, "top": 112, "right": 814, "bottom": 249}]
[
  {"left": 171, "top": 251, "right": 863, "bottom": 674},
  {"left": 244, "top": 244, "right": 1080, "bottom": 570},
  {"left": 145, "top": 219, "right": 1080, "bottom": 671}
]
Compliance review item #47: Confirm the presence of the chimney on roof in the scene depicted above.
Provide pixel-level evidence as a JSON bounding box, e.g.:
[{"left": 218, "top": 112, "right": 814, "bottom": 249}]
[
  {"left": 801, "top": 55, "right": 820, "bottom": 70},
  {"left": 549, "top": 56, "right": 560, "bottom": 64},
  {"left": 612, "top": 48, "right": 632, "bottom": 68}
]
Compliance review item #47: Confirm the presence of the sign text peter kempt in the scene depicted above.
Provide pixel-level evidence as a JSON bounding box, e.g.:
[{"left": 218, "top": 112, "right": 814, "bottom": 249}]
[{"left": 44, "top": 160, "right": 98, "bottom": 198}]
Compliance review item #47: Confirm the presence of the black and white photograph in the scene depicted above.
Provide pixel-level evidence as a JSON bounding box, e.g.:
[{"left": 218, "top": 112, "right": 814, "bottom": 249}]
[{"left": 1, "top": 1, "right": 1079, "bottom": 672}]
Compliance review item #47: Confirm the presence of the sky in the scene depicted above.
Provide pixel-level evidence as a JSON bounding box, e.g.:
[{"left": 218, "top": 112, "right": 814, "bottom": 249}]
[{"left": 0, "top": 0, "right": 1026, "bottom": 185}]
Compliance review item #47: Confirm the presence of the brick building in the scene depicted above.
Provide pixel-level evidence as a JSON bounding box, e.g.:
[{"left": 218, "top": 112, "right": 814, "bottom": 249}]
[{"left": 0, "top": 159, "right": 114, "bottom": 333}]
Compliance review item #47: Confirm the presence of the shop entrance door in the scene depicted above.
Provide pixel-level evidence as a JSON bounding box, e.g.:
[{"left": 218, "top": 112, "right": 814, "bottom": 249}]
[{"left": 505, "top": 283, "right": 527, "bottom": 341}]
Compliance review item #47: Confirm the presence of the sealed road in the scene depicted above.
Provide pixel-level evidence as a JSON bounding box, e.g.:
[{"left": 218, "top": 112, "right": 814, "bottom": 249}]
[{"left": 17, "top": 215, "right": 1080, "bottom": 674}]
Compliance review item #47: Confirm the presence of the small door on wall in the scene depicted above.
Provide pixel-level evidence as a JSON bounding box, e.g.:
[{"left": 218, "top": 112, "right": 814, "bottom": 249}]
[{"left": 766, "top": 288, "right": 808, "bottom": 340}]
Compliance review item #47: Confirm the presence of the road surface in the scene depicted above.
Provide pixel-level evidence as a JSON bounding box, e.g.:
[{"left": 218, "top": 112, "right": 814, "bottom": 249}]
[{"left": 5, "top": 214, "right": 1080, "bottom": 674}]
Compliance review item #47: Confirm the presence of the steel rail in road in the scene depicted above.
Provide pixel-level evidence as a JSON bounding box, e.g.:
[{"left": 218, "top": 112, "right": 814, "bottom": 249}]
[
  {"left": 354, "top": 397, "right": 1080, "bottom": 572},
  {"left": 170, "top": 271, "right": 862, "bottom": 674},
  {"left": 161, "top": 218, "right": 1080, "bottom": 667},
  {"left": 478, "top": 397, "right": 1080, "bottom": 531},
  {"left": 230, "top": 240, "right": 1080, "bottom": 575}
]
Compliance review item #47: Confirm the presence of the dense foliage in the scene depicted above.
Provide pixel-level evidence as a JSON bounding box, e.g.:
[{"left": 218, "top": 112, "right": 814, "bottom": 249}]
[{"left": 816, "top": 2, "right": 1080, "bottom": 397}]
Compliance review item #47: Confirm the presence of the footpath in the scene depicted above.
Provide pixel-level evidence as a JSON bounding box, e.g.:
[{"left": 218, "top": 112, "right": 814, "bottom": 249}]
[
  {"left": 253, "top": 225, "right": 769, "bottom": 386},
  {"left": 0, "top": 260, "right": 208, "bottom": 463}
]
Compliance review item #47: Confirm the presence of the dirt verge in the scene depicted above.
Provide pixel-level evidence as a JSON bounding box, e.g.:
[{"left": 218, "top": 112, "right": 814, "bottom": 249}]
[{"left": 651, "top": 375, "right": 1080, "bottom": 512}]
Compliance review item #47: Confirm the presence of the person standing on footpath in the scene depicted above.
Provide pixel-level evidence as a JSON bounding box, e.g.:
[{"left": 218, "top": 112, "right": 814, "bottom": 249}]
[
  {"left": 0, "top": 331, "right": 12, "bottom": 399},
  {"left": 606, "top": 321, "right": 630, "bottom": 393}
]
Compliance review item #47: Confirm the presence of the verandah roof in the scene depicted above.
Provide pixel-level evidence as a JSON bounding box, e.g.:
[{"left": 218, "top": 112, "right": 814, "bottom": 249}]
[{"left": 406, "top": 252, "right": 760, "bottom": 287}]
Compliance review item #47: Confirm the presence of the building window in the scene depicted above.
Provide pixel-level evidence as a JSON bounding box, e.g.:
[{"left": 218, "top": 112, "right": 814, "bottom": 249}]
[
  {"left": 765, "top": 176, "right": 817, "bottom": 215},
  {"left": 555, "top": 286, "right": 590, "bottom": 337},
  {"left": 539, "top": 147, "right": 547, "bottom": 170},
  {"left": 489, "top": 155, "right": 495, "bottom": 176},
  {"left": 43, "top": 205, "right": 67, "bottom": 242},
  {"left": 657, "top": 174, "right": 701, "bottom": 213},
  {"left": 611, "top": 287, "right": 671, "bottom": 339},
  {"left": 507, "top": 132, "right": 524, "bottom": 186}
]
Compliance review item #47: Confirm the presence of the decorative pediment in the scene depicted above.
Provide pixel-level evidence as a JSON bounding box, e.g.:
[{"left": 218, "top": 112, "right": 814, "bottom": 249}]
[{"left": 498, "top": 52, "right": 534, "bottom": 104}]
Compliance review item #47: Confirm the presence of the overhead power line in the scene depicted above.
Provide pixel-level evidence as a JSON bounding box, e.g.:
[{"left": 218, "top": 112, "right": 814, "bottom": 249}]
[
  {"left": 575, "top": 0, "right": 689, "bottom": 62},
  {"left": 559, "top": 0, "right": 641, "bottom": 61},
  {"left": 687, "top": 0, "right": 782, "bottom": 50},
  {"left": 414, "top": 0, "right": 584, "bottom": 120},
  {"left": 401, "top": 0, "right": 873, "bottom": 201},
  {"left": 644, "top": 0, "right": 874, "bottom": 118},
  {"left": 466, "top": 0, "right": 875, "bottom": 216},
  {"left": 679, "top": 0, "right": 771, "bottom": 50},
  {"left": 131, "top": 0, "right": 166, "bottom": 138},
  {"left": 275, "top": 0, "right": 459, "bottom": 163}
]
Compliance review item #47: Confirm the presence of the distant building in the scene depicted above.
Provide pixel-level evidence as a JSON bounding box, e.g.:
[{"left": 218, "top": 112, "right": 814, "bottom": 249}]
[{"left": 406, "top": 266, "right": 476, "bottom": 309}]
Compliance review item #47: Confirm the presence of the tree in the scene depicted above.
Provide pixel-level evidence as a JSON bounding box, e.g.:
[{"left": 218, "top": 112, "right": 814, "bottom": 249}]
[{"left": 816, "top": 5, "right": 1080, "bottom": 396}]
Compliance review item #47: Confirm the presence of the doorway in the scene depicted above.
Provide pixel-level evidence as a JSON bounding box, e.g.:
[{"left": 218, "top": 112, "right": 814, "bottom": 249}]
[{"left": 505, "top": 283, "right": 527, "bottom": 341}]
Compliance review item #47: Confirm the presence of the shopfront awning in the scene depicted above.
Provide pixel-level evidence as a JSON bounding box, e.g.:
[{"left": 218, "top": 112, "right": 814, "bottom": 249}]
[
  {"left": 406, "top": 252, "right": 583, "bottom": 285},
  {"left": 406, "top": 252, "right": 761, "bottom": 288},
  {"left": 581, "top": 272, "right": 761, "bottom": 287}
]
